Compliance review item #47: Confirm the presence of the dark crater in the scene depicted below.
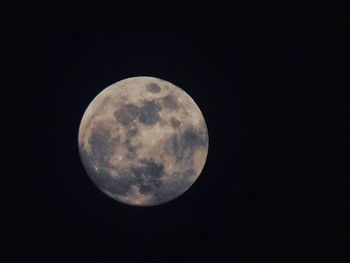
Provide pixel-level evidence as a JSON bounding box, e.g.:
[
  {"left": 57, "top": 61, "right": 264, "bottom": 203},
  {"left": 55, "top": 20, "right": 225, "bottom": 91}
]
[
  {"left": 170, "top": 118, "right": 181, "bottom": 128},
  {"left": 146, "top": 83, "right": 161, "bottom": 93},
  {"left": 125, "top": 139, "right": 137, "bottom": 159},
  {"left": 88, "top": 159, "right": 165, "bottom": 197},
  {"left": 80, "top": 148, "right": 135, "bottom": 197},
  {"left": 88, "top": 127, "right": 116, "bottom": 167},
  {"left": 129, "top": 159, "right": 164, "bottom": 194},
  {"left": 151, "top": 178, "right": 188, "bottom": 203},
  {"left": 170, "top": 128, "right": 208, "bottom": 161},
  {"left": 138, "top": 100, "right": 161, "bottom": 125},
  {"left": 152, "top": 169, "right": 195, "bottom": 203},
  {"left": 93, "top": 168, "right": 134, "bottom": 196},
  {"left": 114, "top": 104, "right": 139, "bottom": 126},
  {"left": 162, "top": 95, "right": 178, "bottom": 109},
  {"left": 143, "top": 160, "right": 164, "bottom": 179},
  {"left": 126, "top": 126, "right": 138, "bottom": 138},
  {"left": 130, "top": 159, "right": 164, "bottom": 179},
  {"left": 182, "top": 129, "right": 207, "bottom": 148}
]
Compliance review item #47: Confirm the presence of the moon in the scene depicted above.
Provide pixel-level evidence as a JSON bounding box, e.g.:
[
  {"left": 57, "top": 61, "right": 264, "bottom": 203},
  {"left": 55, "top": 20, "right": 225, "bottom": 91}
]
[{"left": 78, "top": 76, "right": 209, "bottom": 206}]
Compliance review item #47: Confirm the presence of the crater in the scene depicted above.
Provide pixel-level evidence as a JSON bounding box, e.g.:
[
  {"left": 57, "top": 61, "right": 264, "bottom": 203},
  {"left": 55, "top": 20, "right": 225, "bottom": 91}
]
[
  {"left": 146, "top": 83, "right": 161, "bottom": 93},
  {"left": 139, "top": 159, "right": 164, "bottom": 179},
  {"left": 151, "top": 179, "right": 185, "bottom": 204},
  {"left": 88, "top": 126, "right": 116, "bottom": 167},
  {"left": 128, "top": 159, "right": 164, "bottom": 194},
  {"left": 182, "top": 129, "right": 207, "bottom": 149},
  {"left": 138, "top": 100, "right": 161, "bottom": 125},
  {"left": 139, "top": 184, "right": 153, "bottom": 194},
  {"left": 114, "top": 104, "right": 139, "bottom": 126},
  {"left": 125, "top": 139, "right": 138, "bottom": 159},
  {"left": 170, "top": 118, "right": 181, "bottom": 128},
  {"left": 93, "top": 168, "right": 133, "bottom": 197},
  {"left": 171, "top": 135, "right": 183, "bottom": 161},
  {"left": 126, "top": 126, "right": 138, "bottom": 138},
  {"left": 162, "top": 95, "right": 178, "bottom": 109},
  {"left": 168, "top": 128, "right": 208, "bottom": 162}
]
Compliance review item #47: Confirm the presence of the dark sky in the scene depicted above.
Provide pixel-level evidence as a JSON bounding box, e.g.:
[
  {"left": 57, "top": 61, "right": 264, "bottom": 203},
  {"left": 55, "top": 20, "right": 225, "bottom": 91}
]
[{"left": 1, "top": 12, "right": 350, "bottom": 261}]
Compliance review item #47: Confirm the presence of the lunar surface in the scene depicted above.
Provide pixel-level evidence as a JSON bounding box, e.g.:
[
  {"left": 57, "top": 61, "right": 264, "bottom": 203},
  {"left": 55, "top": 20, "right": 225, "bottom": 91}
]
[{"left": 78, "top": 76, "right": 209, "bottom": 206}]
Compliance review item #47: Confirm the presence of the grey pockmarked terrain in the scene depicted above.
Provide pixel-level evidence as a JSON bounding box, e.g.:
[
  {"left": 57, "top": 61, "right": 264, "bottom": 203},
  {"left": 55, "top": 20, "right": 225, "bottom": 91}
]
[{"left": 78, "top": 77, "right": 209, "bottom": 206}]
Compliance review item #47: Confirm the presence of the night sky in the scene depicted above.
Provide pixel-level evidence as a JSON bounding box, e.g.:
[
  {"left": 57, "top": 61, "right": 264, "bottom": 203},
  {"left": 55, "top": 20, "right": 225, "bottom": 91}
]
[{"left": 1, "top": 12, "right": 350, "bottom": 261}]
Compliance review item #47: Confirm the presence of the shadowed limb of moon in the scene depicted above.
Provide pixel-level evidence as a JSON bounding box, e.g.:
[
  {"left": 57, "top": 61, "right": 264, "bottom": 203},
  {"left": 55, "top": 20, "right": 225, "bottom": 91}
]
[{"left": 78, "top": 76, "right": 209, "bottom": 206}]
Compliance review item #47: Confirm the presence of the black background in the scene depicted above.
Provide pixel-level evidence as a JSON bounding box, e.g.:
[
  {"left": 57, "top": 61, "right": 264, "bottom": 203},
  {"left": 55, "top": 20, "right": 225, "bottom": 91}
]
[{"left": 1, "top": 11, "right": 350, "bottom": 261}]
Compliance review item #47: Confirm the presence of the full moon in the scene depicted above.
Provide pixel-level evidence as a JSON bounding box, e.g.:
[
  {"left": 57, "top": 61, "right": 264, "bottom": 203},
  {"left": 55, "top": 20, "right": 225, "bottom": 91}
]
[{"left": 78, "top": 76, "right": 209, "bottom": 206}]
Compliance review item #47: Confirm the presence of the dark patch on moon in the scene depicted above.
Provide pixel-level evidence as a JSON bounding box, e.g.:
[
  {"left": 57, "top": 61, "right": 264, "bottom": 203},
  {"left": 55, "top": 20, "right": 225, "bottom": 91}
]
[
  {"left": 183, "top": 168, "right": 195, "bottom": 179},
  {"left": 146, "top": 83, "right": 161, "bottom": 93},
  {"left": 171, "top": 135, "right": 183, "bottom": 161},
  {"left": 86, "top": 158, "right": 165, "bottom": 198},
  {"left": 151, "top": 173, "right": 192, "bottom": 204},
  {"left": 169, "top": 128, "right": 208, "bottom": 162},
  {"left": 125, "top": 126, "right": 139, "bottom": 159},
  {"left": 88, "top": 126, "right": 116, "bottom": 167},
  {"left": 94, "top": 168, "right": 132, "bottom": 196},
  {"left": 81, "top": 129, "right": 134, "bottom": 197},
  {"left": 182, "top": 129, "right": 207, "bottom": 149},
  {"left": 114, "top": 104, "right": 139, "bottom": 126},
  {"left": 126, "top": 126, "right": 138, "bottom": 138},
  {"left": 162, "top": 95, "right": 178, "bottom": 109},
  {"left": 79, "top": 150, "right": 134, "bottom": 197},
  {"left": 138, "top": 100, "right": 161, "bottom": 125},
  {"left": 128, "top": 159, "right": 164, "bottom": 194},
  {"left": 170, "top": 118, "right": 181, "bottom": 128},
  {"left": 125, "top": 139, "right": 138, "bottom": 159},
  {"left": 141, "top": 159, "right": 164, "bottom": 179},
  {"left": 139, "top": 184, "right": 153, "bottom": 194},
  {"left": 152, "top": 168, "right": 196, "bottom": 202}
]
